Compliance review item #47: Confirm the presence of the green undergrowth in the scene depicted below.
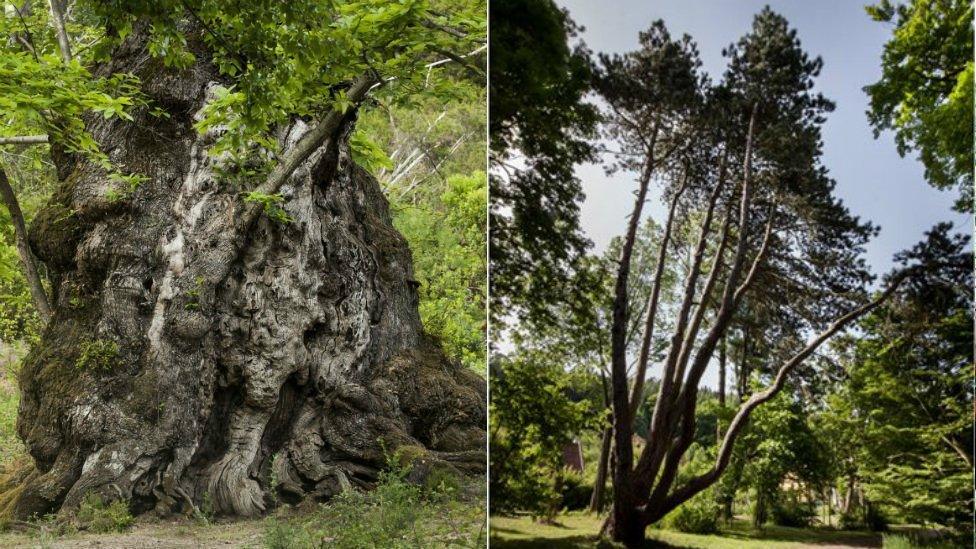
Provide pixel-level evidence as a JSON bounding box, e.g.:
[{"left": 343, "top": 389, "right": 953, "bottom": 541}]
[
  {"left": 75, "top": 494, "right": 135, "bottom": 533},
  {"left": 75, "top": 339, "right": 120, "bottom": 372},
  {"left": 262, "top": 455, "right": 486, "bottom": 548},
  {"left": 881, "top": 533, "right": 962, "bottom": 548}
]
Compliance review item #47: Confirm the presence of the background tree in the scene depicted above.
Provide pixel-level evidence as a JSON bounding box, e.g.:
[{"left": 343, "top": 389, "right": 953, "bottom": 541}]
[
  {"left": 734, "top": 389, "right": 829, "bottom": 529},
  {"left": 834, "top": 224, "right": 973, "bottom": 534},
  {"left": 489, "top": 0, "right": 598, "bottom": 329},
  {"left": 354, "top": 78, "right": 488, "bottom": 373},
  {"left": 865, "top": 0, "right": 974, "bottom": 211},
  {"left": 488, "top": 351, "right": 599, "bottom": 518}
]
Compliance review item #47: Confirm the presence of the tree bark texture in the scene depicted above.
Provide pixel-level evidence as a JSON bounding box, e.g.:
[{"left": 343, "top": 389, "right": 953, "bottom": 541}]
[{"left": 2, "top": 28, "right": 484, "bottom": 520}]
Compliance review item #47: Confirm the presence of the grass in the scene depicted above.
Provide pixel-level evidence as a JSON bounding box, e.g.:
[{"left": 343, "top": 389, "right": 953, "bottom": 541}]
[
  {"left": 0, "top": 472, "right": 486, "bottom": 548},
  {"left": 490, "top": 512, "right": 886, "bottom": 548},
  {"left": 261, "top": 462, "right": 486, "bottom": 548},
  {"left": 880, "top": 533, "right": 962, "bottom": 549},
  {"left": 0, "top": 515, "right": 267, "bottom": 548}
]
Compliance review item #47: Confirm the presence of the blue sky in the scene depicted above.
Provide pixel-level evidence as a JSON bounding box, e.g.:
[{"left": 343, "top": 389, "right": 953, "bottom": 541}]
[
  {"left": 558, "top": 0, "right": 969, "bottom": 274},
  {"left": 553, "top": 0, "right": 970, "bottom": 387}
]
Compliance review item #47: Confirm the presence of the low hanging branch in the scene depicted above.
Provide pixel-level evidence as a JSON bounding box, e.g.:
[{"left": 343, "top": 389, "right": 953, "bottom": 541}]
[{"left": 0, "top": 165, "right": 52, "bottom": 323}]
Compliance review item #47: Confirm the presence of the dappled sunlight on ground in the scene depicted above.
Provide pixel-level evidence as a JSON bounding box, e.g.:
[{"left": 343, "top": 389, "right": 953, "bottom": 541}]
[{"left": 490, "top": 513, "right": 885, "bottom": 548}]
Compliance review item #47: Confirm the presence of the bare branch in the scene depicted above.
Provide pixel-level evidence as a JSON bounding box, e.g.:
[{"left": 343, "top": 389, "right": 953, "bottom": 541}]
[
  {"left": 431, "top": 46, "right": 485, "bottom": 78},
  {"left": 732, "top": 208, "right": 775, "bottom": 305},
  {"left": 0, "top": 164, "right": 52, "bottom": 323},
  {"left": 421, "top": 17, "right": 470, "bottom": 40},
  {"left": 0, "top": 135, "right": 49, "bottom": 145}
]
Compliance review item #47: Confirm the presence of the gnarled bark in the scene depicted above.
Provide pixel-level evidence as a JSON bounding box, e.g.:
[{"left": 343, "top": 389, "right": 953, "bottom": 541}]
[{"left": 4, "top": 27, "right": 484, "bottom": 521}]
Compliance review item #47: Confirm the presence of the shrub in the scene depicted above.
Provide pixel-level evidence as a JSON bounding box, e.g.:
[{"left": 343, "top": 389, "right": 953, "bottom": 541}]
[
  {"left": 0, "top": 358, "right": 25, "bottom": 463},
  {"left": 264, "top": 518, "right": 313, "bottom": 549},
  {"left": 839, "top": 504, "right": 888, "bottom": 532},
  {"left": 421, "top": 464, "right": 462, "bottom": 501},
  {"left": 75, "top": 494, "right": 134, "bottom": 533},
  {"left": 261, "top": 444, "right": 486, "bottom": 548},
  {"left": 665, "top": 494, "right": 720, "bottom": 534},
  {"left": 263, "top": 456, "right": 426, "bottom": 548},
  {"left": 557, "top": 470, "right": 592, "bottom": 512},
  {"left": 865, "top": 504, "right": 888, "bottom": 532},
  {"left": 771, "top": 496, "right": 814, "bottom": 528},
  {"left": 882, "top": 533, "right": 960, "bottom": 548},
  {"left": 296, "top": 479, "right": 427, "bottom": 548},
  {"left": 839, "top": 510, "right": 862, "bottom": 530}
]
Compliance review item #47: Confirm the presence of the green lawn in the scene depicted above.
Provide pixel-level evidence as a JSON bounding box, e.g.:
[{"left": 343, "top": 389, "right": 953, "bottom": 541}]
[{"left": 490, "top": 513, "right": 884, "bottom": 548}]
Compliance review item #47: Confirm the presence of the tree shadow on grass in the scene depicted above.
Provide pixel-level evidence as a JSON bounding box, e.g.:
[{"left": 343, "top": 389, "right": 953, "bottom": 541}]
[
  {"left": 489, "top": 534, "right": 601, "bottom": 548},
  {"left": 491, "top": 533, "right": 690, "bottom": 549},
  {"left": 716, "top": 523, "right": 882, "bottom": 548}
]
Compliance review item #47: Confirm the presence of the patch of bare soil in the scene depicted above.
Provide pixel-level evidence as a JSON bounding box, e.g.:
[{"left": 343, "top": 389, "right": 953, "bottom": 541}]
[{"left": 0, "top": 518, "right": 266, "bottom": 548}]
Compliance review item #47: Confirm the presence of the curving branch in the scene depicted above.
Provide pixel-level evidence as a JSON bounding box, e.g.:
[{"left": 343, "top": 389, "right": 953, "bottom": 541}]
[{"left": 649, "top": 272, "right": 908, "bottom": 522}]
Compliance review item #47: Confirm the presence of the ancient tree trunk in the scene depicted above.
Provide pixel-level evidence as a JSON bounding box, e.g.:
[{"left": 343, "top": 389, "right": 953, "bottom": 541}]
[{"left": 3, "top": 29, "right": 484, "bottom": 520}]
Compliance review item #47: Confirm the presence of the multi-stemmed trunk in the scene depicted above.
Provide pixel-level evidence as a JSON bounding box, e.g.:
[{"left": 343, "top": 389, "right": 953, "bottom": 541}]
[
  {"left": 1, "top": 27, "right": 484, "bottom": 520},
  {"left": 602, "top": 107, "right": 904, "bottom": 546}
]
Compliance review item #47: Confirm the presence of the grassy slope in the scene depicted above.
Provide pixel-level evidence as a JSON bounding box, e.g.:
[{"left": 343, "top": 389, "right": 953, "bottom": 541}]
[
  {"left": 490, "top": 513, "right": 884, "bottom": 549},
  {"left": 0, "top": 518, "right": 266, "bottom": 548}
]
